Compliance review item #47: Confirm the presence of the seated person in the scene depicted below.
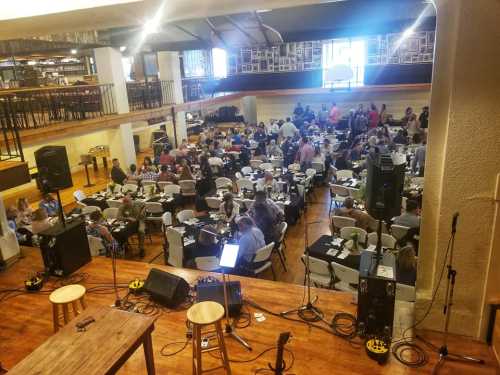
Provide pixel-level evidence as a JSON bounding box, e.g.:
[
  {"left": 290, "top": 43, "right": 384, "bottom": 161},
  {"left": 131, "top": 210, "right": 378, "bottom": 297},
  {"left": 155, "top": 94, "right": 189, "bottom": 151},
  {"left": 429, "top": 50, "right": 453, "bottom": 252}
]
[
  {"left": 396, "top": 245, "right": 417, "bottom": 286},
  {"left": 178, "top": 159, "right": 194, "bottom": 180},
  {"left": 16, "top": 197, "right": 33, "bottom": 226},
  {"left": 248, "top": 191, "right": 284, "bottom": 224},
  {"left": 111, "top": 158, "right": 128, "bottom": 185},
  {"left": 86, "top": 210, "right": 121, "bottom": 257},
  {"left": 267, "top": 139, "right": 283, "bottom": 158},
  {"left": 334, "top": 150, "right": 352, "bottom": 171},
  {"left": 140, "top": 166, "right": 159, "bottom": 181},
  {"left": 219, "top": 193, "right": 240, "bottom": 224},
  {"left": 117, "top": 194, "right": 146, "bottom": 257},
  {"left": 393, "top": 130, "right": 408, "bottom": 145},
  {"left": 256, "top": 171, "right": 278, "bottom": 193},
  {"left": 6, "top": 207, "right": 32, "bottom": 246},
  {"left": 252, "top": 147, "right": 268, "bottom": 162},
  {"left": 158, "top": 165, "right": 178, "bottom": 183},
  {"left": 235, "top": 216, "right": 266, "bottom": 270},
  {"left": 159, "top": 149, "right": 176, "bottom": 166},
  {"left": 333, "top": 197, "right": 372, "bottom": 231},
  {"left": 127, "top": 164, "right": 140, "bottom": 182},
  {"left": 31, "top": 208, "right": 54, "bottom": 234},
  {"left": 39, "top": 193, "right": 59, "bottom": 217},
  {"left": 393, "top": 200, "right": 420, "bottom": 229}
]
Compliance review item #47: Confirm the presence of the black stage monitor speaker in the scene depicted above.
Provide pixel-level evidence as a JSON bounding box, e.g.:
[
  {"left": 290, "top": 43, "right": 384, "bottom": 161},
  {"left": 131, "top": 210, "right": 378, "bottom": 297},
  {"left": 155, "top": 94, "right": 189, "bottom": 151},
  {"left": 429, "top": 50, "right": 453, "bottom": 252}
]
[
  {"left": 144, "top": 268, "right": 190, "bottom": 307},
  {"left": 357, "top": 251, "right": 396, "bottom": 339},
  {"left": 35, "top": 146, "right": 73, "bottom": 191},
  {"left": 39, "top": 220, "right": 91, "bottom": 276},
  {"left": 197, "top": 281, "right": 243, "bottom": 317},
  {"left": 365, "top": 153, "right": 405, "bottom": 220}
]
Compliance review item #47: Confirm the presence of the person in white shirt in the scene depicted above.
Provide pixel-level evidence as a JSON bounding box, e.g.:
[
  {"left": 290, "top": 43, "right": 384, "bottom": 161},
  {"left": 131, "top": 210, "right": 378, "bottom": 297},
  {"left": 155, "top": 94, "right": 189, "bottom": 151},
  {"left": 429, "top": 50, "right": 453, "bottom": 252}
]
[
  {"left": 266, "top": 121, "right": 280, "bottom": 140},
  {"left": 279, "top": 117, "right": 298, "bottom": 139},
  {"left": 219, "top": 193, "right": 240, "bottom": 223}
]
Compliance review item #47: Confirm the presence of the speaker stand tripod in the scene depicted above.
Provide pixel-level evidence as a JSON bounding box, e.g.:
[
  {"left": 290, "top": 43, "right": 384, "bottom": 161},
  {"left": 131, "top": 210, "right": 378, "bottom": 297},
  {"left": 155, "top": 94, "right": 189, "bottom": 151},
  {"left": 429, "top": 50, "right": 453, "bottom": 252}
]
[{"left": 417, "top": 214, "right": 484, "bottom": 373}]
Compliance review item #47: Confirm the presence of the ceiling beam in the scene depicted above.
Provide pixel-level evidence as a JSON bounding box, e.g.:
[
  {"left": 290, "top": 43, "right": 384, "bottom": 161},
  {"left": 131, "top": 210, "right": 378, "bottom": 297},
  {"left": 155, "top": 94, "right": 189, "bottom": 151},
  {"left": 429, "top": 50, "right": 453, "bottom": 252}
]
[
  {"left": 253, "top": 11, "right": 271, "bottom": 47},
  {"left": 174, "top": 24, "right": 207, "bottom": 44},
  {"left": 224, "top": 15, "right": 259, "bottom": 44},
  {"left": 205, "top": 18, "right": 229, "bottom": 49}
]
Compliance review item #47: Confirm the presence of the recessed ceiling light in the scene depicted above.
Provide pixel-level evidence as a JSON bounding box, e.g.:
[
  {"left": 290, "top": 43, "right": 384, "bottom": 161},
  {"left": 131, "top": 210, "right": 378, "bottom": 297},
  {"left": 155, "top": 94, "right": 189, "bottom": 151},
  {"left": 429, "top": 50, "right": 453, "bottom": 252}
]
[{"left": 119, "top": 46, "right": 127, "bottom": 52}]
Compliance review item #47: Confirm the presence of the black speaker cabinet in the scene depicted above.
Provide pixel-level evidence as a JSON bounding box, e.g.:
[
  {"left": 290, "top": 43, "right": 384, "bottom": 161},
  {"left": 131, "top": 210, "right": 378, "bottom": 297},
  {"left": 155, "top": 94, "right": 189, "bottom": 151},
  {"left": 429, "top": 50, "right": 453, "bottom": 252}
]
[
  {"left": 357, "top": 251, "right": 396, "bottom": 339},
  {"left": 35, "top": 146, "right": 73, "bottom": 192},
  {"left": 39, "top": 220, "right": 91, "bottom": 276},
  {"left": 197, "top": 281, "right": 243, "bottom": 317},
  {"left": 144, "top": 268, "right": 190, "bottom": 307},
  {"left": 365, "top": 153, "right": 405, "bottom": 220}
]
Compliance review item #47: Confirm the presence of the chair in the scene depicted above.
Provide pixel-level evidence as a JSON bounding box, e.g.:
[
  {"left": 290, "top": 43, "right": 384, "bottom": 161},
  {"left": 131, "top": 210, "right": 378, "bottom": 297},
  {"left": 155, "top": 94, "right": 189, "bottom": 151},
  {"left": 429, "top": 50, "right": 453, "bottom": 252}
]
[
  {"left": 162, "top": 211, "right": 173, "bottom": 228},
  {"left": 195, "top": 256, "right": 221, "bottom": 272},
  {"left": 329, "top": 184, "right": 350, "bottom": 213},
  {"left": 249, "top": 159, "right": 263, "bottom": 169},
  {"left": 208, "top": 157, "right": 223, "bottom": 167},
  {"left": 331, "top": 262, "right": 359, "bottom": 293},
  {"left": 396, "top": 283, "right": 416, "bottom": 302},
  {"left": 288, "top": 163, "right": 301, "bottom": 172},
  {"left": 141, "top": 180, "right": 157, "bottom": 188},
  {"left": 336, "top": 169, "right": 353, "bottom": 180},
  {"left": 106, "top": 199, "right": 122, "bottom": 208},
  {"left": 187, "top": 301, "right": 231, "bottom": 374},
  {"left": 102, "top": 207, "right": 119, "bottom": 220},
  {"left": 178, "top": 180, "right": 197, "bottom": 198},
  {"left": 81, "top": 205, "right": 101, "bottom": 215},
  {"left": 215, "top": 177, "right": 232, "bottom": 190},
  {"left": 339, "top": 227, "right": 368, "bottom": 243},
  {"left": 145, "top": 202, "right": 164, "bottom": 221},
  {"left": 242, "top": 199, "right": 255, "bottom": 210},
  {"left": 367, "top": 232, "right": 397, "bottom": 249},
  {"left": 107, "top": 183, "right": 123, "bottom": 193},
  {"left": 302, "top": 255, "right": 333, "bottom": 288},
  {"left": 49, "top": 284, "right": 87, "bottom": 332},
  {"left": 273, "top": 222, "right": 288, "bottom": 272},
  {"left": 401, "top": 196, "right": 408, "bottom": 212},
  {"left": 166, "top": 227, "right": 184, "bottom": 268},
  {"left": 236, "top": 178, "right": 254, "bottom": 192},
  {"left": 235, "top": 172, "right": 243, "bottom": 179},
  {"left": 164, "top": 184, "right": 181, "bottom": 195},
  {"left": 312, "top": 162, "right": 325, "bottom": 174},
  {"left": 158, "top": 181, "right": 173, "bottom": 191},
  {"left": 177, "top": 209, "right": 195, "bottom": 223},
  {"left": 331, "top": 216, "right": 356, "bottom": 233},
  {"left": 205, "top": 197, "right": 222, "bottom": 210},
  {"left": 241, "top": 166, "right": 253, "bottom": 175},
  {"left": 270, "top": 158, "right": 283, "bottom": 168},
  {"left": 122, "top": 183, "right": 138, "bottom": 193},
  {"left": 259, "top": 162, "right": 273, "bottom": 171},
  {"left": 391, "top": 224, "right": 410, "bottom": 241},
  {"left": 87, "top": 235, "right": 105, "bottom": 256},
  {"left": 250, "top": 242, "right": 276, "bottom": 280}
]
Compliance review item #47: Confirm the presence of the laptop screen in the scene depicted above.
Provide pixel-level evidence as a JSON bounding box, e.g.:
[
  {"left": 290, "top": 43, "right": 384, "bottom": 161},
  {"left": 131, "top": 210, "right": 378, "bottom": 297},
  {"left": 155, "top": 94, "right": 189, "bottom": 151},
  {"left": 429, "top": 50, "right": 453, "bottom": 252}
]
[{"left": 219, "top": 243, "right": 240, "bottom": 268}]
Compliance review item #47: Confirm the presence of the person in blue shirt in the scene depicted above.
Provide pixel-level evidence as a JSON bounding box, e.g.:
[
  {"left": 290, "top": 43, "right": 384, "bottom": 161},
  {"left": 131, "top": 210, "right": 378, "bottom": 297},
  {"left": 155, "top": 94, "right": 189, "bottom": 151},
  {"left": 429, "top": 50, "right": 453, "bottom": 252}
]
[
  {"left": 235, "top": 216, "right": 266, "bottom": 269},
  {"left": 39, "top": 193, "right": 59, "bottom": 217},
  {"left": 232, "top": 130, "right": 242, "bottom": 145}
]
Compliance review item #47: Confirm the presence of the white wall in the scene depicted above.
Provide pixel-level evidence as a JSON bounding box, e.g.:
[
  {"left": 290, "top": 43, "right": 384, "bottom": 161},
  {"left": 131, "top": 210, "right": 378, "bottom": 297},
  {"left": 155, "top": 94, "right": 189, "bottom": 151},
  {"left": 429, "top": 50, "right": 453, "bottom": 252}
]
[{"left": 255, "top": 88, "right": 430, "bottom": 122}]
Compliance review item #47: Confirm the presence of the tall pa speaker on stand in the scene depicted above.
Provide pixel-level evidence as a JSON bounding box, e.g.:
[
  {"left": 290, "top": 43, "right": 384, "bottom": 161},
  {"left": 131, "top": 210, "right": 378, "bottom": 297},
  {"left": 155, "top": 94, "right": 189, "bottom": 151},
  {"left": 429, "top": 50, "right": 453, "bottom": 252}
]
[{"left": 35, "top": 146, "right": 73, "bottom": 227}]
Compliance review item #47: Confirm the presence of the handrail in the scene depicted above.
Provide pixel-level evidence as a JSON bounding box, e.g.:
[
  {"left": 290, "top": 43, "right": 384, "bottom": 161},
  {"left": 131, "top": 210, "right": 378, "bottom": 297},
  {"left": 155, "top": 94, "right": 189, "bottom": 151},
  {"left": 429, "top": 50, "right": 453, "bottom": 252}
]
[{"left": 0, "top": 84, "right": 113, "bottom": 95}]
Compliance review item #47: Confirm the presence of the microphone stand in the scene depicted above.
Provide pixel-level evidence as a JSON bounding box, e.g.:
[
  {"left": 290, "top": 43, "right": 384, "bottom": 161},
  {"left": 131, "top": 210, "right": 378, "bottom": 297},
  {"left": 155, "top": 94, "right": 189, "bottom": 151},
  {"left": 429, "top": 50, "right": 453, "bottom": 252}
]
[
  {"left": 419, "top": 213, "right": 484, "bottom": 373},
  {"left": 281, "top": 215, "right": 323, "bottom": 322},
  {"left": 111, "top": 243, "right": 121, "bottom": 308}
]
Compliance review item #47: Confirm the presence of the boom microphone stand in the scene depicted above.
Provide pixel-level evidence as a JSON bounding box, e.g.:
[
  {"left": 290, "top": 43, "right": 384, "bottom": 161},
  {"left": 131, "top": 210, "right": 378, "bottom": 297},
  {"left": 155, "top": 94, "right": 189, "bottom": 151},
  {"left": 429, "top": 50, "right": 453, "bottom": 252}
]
[
  {"left": 281, "top": 216, "right": 323, "bottom": 322},
  {"left": 420, "top": 213, "right": 484, "bottom": 373}
]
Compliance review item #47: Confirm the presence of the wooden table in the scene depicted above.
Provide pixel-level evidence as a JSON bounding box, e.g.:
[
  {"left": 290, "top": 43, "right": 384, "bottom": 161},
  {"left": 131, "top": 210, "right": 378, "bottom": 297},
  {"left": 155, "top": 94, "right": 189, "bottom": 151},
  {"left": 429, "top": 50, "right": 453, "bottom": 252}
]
[{"left": 7, "top": 306, "right": 155, "bottom": 375}]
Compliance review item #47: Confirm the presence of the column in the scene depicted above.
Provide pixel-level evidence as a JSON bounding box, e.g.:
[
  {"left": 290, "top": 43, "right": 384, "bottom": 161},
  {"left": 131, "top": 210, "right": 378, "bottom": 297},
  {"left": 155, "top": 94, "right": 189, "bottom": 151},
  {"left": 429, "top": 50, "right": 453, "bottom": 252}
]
[
  {"left": 417, "top": 0, "right": 500, "bottom": 339},
  {"left": 107, "top": 123, "right": 136, "bottom": 169},
  {"left": 241, "top": 96, "right": 257, "bottom": 124},
  {"left": 157, "top": 51, "right": 184, "bottom": 104},
  {"left": 94, "top": 47, "right": 129, "bottom": 114}
]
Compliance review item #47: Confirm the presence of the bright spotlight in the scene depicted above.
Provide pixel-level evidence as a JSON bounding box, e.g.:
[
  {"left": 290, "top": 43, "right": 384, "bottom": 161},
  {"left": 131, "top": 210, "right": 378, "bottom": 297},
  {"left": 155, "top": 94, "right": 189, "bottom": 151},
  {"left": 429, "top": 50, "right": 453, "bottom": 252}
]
[
  {"left": 70, "top": 49, "right": 78, "bottom": 55},
  {"left": 119, "top": 46, "right": 127, "bottom": 52},
  {"left": 402, "top": 28, "right": 415, "bottom": 39},
  {"left": 143, "top": 18, "right": 160, "bottom": 36}
]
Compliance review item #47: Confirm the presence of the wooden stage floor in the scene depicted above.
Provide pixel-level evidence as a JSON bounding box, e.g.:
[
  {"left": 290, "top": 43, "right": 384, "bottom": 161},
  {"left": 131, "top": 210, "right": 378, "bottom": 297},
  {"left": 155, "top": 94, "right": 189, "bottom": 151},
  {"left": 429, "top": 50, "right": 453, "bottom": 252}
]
[{"left": 0, "top": 249, "right": 497, "bottom": 374}]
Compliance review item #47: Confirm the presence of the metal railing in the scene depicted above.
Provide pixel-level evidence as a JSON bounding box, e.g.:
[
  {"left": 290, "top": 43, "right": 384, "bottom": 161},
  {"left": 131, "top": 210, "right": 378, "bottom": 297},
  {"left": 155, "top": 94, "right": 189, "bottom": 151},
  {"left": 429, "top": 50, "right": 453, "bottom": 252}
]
[
  {"left": 0, "top": 84, "right": 116, "bottom": 130},
  {"left": 126, "top": 80, "right": 175, "bottom": 111},
  {"left": 0, "top": 113, "right": 23, "bottom": 161}
]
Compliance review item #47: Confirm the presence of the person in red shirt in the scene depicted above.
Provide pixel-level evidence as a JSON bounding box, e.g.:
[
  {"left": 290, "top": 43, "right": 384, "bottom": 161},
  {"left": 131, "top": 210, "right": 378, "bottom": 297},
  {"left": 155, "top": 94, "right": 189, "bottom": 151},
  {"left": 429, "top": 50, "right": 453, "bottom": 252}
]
[
  {"left": 329, "top": 102, "right": 340, "bottom": 127},
  {"left": 159, "top": 149, "right": 175, "bottom": 166},
  {"left": 368, "top": 103, "right": 379, "bottom": 129}
]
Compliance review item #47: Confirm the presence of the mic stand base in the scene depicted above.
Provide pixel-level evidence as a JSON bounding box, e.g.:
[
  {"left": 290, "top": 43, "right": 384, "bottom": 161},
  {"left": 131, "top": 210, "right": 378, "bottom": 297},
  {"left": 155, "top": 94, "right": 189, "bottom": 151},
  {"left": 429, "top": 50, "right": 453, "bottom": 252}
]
[
  {"left": 280, "top": 296, "right": 324, "bottom": 322},
  {"left": 225, "top": 322, "right": 252, "bottom": 351}
]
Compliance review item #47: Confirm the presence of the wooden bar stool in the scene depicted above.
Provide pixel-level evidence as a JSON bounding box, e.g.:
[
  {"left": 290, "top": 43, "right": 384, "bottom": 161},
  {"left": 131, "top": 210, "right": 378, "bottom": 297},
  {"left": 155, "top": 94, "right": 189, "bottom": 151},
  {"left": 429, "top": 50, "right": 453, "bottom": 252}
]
[
  {"left": 49, "top": 284, "right": 87, "bottom": 332},
  {"left": 187, "top": 301, "right": 231, "bottom": 375}
]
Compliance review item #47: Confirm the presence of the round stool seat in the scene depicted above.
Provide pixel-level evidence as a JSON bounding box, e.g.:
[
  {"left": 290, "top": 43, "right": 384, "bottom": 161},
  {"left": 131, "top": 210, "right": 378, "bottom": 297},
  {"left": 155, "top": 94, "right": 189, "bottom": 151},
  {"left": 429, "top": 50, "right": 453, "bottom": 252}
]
[
  {"left": 49, "top": 284, "right": 86, "bottom": 304},
  {"left": 187, "top": 301, "right": 225, "bottom": 325}
]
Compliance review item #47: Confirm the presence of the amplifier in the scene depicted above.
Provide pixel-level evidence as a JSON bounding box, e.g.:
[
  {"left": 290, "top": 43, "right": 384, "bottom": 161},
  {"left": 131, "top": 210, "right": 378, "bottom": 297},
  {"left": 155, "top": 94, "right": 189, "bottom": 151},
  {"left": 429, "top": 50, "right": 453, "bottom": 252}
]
[
  {"left": 144, "top": 268, "right": 190, "bottom": 308},
  {"left": 39, "top": 220, "right": 91, "bottom": 276},
  {"left": 197, "top": 281, "right": 243, "bottom": 317},
  {"left": 357, "top": 251, "right": 396, "bottom": 339}
]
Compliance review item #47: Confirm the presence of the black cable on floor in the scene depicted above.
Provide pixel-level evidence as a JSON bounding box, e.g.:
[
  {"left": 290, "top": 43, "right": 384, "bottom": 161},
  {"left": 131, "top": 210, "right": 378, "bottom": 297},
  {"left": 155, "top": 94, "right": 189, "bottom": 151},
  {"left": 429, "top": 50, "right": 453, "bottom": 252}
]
[{"left": 391, "top": 340, "right": 428, "bottom": 368}]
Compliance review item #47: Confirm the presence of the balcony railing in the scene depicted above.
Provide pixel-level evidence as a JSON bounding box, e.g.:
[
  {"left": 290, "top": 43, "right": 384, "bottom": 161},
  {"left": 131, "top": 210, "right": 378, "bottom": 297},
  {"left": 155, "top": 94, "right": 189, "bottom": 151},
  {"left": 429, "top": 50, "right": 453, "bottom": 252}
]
[
  {"left": 0, "top": 84, "right": 116, "bottom": 130},
  {"left": 126, "top": 80, "right": 175, "bottom": 111}
]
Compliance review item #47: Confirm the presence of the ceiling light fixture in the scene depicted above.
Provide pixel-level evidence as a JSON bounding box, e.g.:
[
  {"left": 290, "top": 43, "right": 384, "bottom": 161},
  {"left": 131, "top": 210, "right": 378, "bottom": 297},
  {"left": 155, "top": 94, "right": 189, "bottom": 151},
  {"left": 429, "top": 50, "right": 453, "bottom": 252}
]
[
  {"left": 70, "top": 49, "right": 78, "bottom": 55},
  {"left": 119, "top": 46, "right": 127, "bottom": 52}
]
